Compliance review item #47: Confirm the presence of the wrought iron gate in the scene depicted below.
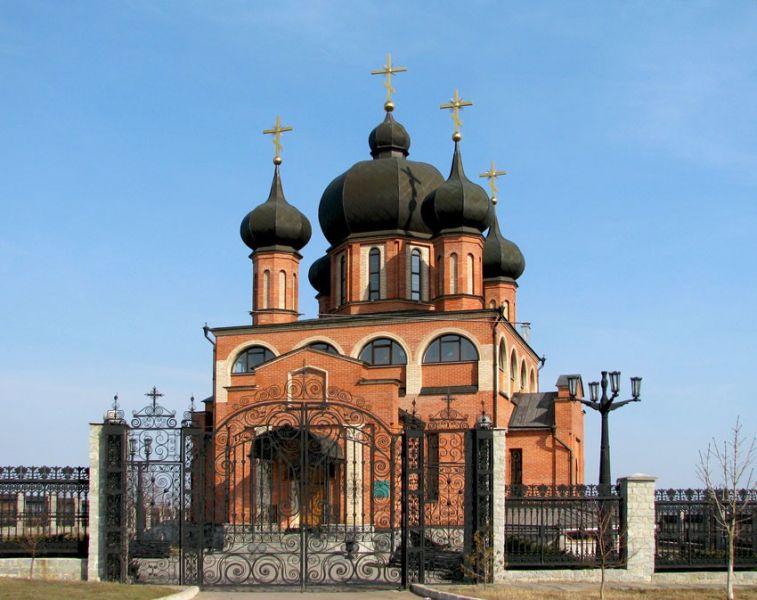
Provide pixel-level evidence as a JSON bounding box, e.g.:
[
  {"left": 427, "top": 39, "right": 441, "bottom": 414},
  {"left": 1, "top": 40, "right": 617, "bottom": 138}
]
[{"left": 105, "top": 385, "right": 494, "bottom": 589}]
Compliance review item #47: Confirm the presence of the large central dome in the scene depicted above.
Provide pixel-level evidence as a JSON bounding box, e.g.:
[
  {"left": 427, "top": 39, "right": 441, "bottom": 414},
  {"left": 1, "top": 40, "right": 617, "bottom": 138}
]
[{"left": 318, "top": 111, "right": 444, "bottom": 247}]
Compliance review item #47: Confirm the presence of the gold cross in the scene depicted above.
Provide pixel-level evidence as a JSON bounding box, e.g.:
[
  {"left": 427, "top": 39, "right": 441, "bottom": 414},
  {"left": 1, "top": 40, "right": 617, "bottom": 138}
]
[
  {"left": 371, "top": 53, "right": 407, "bottom": 110},
  {"left": 440, "top": 89, "right": 473, "bottom": 140},
  {"left": 479, "top": 161, "right": 508, "bottom": 203},
  {"left": 262, "top": 115, "right": 293, "bottom": 165}
]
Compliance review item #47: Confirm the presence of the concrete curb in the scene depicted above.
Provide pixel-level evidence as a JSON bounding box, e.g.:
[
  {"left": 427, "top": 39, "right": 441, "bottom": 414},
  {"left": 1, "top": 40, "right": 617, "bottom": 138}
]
[
  {"left": 155, "top": 586, "right": 200, "bottom": 600},
  {"left": 410, "top": 583, "right": 481, "bottom": 600}
]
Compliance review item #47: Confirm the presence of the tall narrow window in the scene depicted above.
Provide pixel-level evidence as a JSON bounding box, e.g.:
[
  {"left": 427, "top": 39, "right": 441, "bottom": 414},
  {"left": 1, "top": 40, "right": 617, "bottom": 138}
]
[
  {"left": 449, "top": 253, "right": 458, "bottom": 294},
  {"left": 292, "top": 273, "right": 297, "bottom": 307},
  {"left": 437, "top": 255, "right": 443, "bottom": 296},
  {"left": 339, "top": 254, "right": 347, "bottom": 305},
  {"left": 410, "top": 249, "right": 422, "bottom": 301},
  {"left": 466, "top": 253, "right": 474, "bottom": 294},
  {"left": 520, "top": 360, "right": 527, "bottom": 391},
  {"left": 262, "top": 270, "right": 270, "bottom": 309},
  {"left": 503, "top": 300, "right": 510, "bottom": 321},
  {"left": 369, "top": 248, "right": 381, "bottom": 300},
  {"left": 278, "top": 270, "right": 286, "bottom": 309},
  {"left": 510, "top": 351, "right": 517, "bottom": 383},
  {"left": 510, "top": 449, "right": 523, "bottom": 486}
]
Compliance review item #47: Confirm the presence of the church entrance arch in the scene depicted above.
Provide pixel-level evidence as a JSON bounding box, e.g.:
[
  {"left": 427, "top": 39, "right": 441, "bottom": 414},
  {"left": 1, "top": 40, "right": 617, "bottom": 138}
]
[{"left": 202, "top": 382, "right": 403, "bottom": 588}]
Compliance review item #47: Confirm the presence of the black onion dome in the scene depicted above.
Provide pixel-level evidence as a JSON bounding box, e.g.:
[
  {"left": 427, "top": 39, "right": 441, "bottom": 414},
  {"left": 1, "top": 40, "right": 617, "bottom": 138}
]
[
  {"left": 422, "top": 142, "right": 492, "bottom": 235},
  {"left": 368, "top": 111, "right": 410, "bottom": 158},
  {"left": 240, "top": 165, "right": 312, "bottom": 252},
  {"left": 483, "top": 208, "right": 525, "bottom": 280},
  {"left": 308, "top": 255, "right": 331, "bottom": 296},
  {"left": 318, "top": 114, "right": 444, "bottom": 247}
]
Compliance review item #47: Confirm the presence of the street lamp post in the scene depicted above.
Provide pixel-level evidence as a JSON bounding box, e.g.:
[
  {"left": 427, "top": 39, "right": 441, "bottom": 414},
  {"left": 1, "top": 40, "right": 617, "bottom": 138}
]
[{"left": 567, "top": 371, "right": 642, "bottom": 494}]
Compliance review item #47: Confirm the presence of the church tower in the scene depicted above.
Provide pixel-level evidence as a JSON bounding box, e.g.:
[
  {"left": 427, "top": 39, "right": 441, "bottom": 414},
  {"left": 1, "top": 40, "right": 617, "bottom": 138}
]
[
  {"left": 481, "top": 164, "right": 525, "bottom": 322},
  {"left": 239, "top": 118, "right": 311, "bottom": 325},
  {"left": 423, "top": 91, "right": 491, "bottom": 311}
]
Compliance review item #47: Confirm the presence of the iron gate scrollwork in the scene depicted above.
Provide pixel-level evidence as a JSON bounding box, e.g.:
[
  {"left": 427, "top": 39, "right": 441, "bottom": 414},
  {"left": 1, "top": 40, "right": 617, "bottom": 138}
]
[
  {"left": 401, "top": 403, "right": 494, "bottom": 585},
  {"left": 203, "top": 379, "right": 403, "bottom": 588},
  {"left": 106, "top": 383, "right": 495, "bottom": 588}
]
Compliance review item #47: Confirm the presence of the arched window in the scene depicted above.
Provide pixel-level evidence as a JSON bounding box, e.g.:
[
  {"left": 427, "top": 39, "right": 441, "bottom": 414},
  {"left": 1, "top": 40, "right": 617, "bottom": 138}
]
[
  {"left": 520, "top": 360, "right": 527, "bottom": 391},
  {"left": 278, "top": 270, "right": 286, "bottom": 309},
  {"left": 530, "top": 368, "right": 537, "bottom": 392},
  {"left": 232, "top": 346, "right": 275, "bottom": 374},
  {"left": 410, "top": 249, "right": 422, "bottom": 301},
  {"left": 437, "top": 255, "right": 443, "bottom": 295},
  {"left": 262, "top": 270, "right": 270, "bottom": 309},
  {"left": 307, "top": 341, "right": 339, "bottom": 355},
  {"left": 369, "top": 248, "right": 381, "bottom": 301},
  {"left": 292, "top": 273, "right": 297, "bottom": 305},
  {"left": 489, "top": 299, "right": 496, "bottom": 308},
  {"left": 466, "top": 253, "right": 474, "bottom": 294},
  {"left": 359, "top": 338, "right": 407, "bottom": 366},
  {"left": 498, "top": 340, "right": 506, "bottom": 372},
  {"left": 339, "top": 254, "right": 347, "bottom": 305},
  {"left": 449, "top": 253, "right": 458, "bottom": 294},
  {"left": 423, "top": 334, "right": 478, "bottom": 363},
  {"left": 510, "top": 350, "right": 517, "bottom": 382},
  {"left": 503, "top": 300, "right": 510, "bottom": 321}
]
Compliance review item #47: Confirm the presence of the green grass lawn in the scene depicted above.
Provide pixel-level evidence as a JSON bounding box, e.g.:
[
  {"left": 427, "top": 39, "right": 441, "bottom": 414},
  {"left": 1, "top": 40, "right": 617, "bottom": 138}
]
[
  {"left": 447, "top": 584, "right": 757, "bottom": 600},
  {"left": 0, "top": 578, "right": 181, "bottom": 600}
]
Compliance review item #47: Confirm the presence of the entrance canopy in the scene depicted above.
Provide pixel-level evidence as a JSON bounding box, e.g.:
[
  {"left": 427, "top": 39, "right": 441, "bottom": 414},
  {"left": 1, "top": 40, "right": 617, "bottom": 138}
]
[{"left": 251, "top": 424, "right": 345, "bottom": 464}]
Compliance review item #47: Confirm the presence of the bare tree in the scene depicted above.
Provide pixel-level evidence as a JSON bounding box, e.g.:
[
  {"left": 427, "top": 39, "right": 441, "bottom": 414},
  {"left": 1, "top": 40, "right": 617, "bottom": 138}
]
[{"left": 697, "top": 417, "right": 755, "bottom": 600}]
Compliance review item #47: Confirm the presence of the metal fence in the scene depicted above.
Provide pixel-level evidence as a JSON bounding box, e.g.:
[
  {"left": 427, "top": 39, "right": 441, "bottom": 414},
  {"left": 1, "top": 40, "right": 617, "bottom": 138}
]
[
  {"left": 655, "top": 488, "right": 757, "bottom": 570},
  {"left": 504, "top": 484, "right": 623, "bottom": 569},
  {"left": 0, "top": 466, "right": 89, "bottom": 557}
]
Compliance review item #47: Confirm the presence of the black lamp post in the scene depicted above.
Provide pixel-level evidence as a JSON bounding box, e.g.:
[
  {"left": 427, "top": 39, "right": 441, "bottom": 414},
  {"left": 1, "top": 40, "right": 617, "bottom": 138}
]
[{"left": 567, "top": 371, "right": 641, "bottom": 494}]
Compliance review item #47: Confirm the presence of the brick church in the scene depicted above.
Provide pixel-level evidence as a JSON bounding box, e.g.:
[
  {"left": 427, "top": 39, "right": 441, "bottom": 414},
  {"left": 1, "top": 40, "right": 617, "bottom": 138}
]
[{"left": 202, "top": 80, "right": 585, "bottom": 511}]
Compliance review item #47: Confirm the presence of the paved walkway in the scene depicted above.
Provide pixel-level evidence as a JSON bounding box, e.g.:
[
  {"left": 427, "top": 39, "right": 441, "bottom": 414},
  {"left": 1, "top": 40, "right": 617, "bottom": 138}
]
[{"left": 196, "top": 591, "right": 415, "bottom": 599}]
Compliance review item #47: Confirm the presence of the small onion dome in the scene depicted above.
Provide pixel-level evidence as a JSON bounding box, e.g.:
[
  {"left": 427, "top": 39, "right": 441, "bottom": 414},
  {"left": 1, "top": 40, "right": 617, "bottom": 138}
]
[
  {"left": 483, "top": 207, "right": 525, "bottom": 280},
  {"left": 422, "top": 142, "right": 492, "bottom": 235},
  {"left": 318, "top": 114, "right": 444, "bottom": 247},
  {"left": 240, "top": 165, "right": 312, "bottom": 252},
  {"left": 368, "top": 111, "right": 410, "bottom": 158},
  {"left": 308, "top": 254, "right": 331, "bottom": 296}
]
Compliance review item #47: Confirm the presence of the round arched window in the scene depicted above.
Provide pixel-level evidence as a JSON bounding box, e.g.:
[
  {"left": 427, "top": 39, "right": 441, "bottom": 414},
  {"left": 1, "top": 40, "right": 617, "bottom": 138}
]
[
  {"left": 423, "top": 334, "right": 478, "bottom": 363},
  {"left": 358, "top": 338, "right": 407, "bottom": 366},
  {"left": 308, "top": 341, "right": 339, "bottom": 355},
  {"left": 232, "top": 346, "right": 275, "bottom": 374}
]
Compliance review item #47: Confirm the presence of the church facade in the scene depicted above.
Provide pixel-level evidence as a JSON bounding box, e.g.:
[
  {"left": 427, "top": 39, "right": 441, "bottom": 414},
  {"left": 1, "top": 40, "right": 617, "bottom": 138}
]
[{"left": 200, "top": 91, "right": 585, "bottom": 538}]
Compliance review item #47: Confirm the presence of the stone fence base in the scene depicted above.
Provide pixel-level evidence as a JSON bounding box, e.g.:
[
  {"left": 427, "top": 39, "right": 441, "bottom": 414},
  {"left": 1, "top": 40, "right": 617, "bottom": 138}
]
[
  {"left": 0, "top": 558, "right": 86, "bottom": 581},
  {"left": 487, "top": 569, "right": 757, "bottom": 586}
]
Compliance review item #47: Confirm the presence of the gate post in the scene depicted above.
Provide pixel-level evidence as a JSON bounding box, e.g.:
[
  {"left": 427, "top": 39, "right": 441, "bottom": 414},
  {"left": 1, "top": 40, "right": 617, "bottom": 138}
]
[
  {"left": 401, "top": 412, "right": 425, "bottom": 588},
  {"left": 87, "top": 411, "right": 129, "bottom": 582},
  {"left": 490, "top": 428, "right": 507, "bottom": 582},
  {"left": 465, "top": 418, "right": 497, "bottom": 583}
]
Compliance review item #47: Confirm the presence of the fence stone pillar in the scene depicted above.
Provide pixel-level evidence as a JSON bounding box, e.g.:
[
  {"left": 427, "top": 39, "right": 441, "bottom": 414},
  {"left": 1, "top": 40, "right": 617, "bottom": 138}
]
[
  {"left": 491, "top": 428, "right": 507, "bottom": 582},
  {"left": 618, "top": 474, "right": 656, "bottom": 581},
  {"left": 87, "top": 423, "right": 105, "bottom": 581}
]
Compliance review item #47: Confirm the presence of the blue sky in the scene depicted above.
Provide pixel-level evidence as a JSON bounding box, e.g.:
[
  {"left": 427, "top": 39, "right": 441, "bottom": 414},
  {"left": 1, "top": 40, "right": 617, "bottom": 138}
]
[{"left": 1, "top": 1, "right": 755, "bottom": 487}]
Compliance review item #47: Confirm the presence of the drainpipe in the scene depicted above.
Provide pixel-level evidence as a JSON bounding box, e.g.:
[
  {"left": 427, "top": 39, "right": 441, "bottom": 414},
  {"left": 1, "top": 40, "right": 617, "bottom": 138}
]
[
  {"left": 491, "top": 307, "right": 505, "bottom": 426},
  {"left": 552, "top": 426, "right": 574, "bottom": 485},
  {"left": 203, "top": 323, "right": 216, "bottom": 430}
]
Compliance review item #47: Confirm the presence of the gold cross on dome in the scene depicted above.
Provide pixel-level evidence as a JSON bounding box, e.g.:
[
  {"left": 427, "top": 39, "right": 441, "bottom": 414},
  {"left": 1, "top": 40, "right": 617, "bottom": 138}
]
[
  {"left": 371, "top": 53, "right": 407, "bottom": 110},
  {"left": 440, "top": 88, "right": 473, "bottom": 140},
  {"left": 263, "top": 115, "right": 293, "bottom": 165},
  {"left": 479, "top": 161, "right": 508, "bottom": 203}
]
